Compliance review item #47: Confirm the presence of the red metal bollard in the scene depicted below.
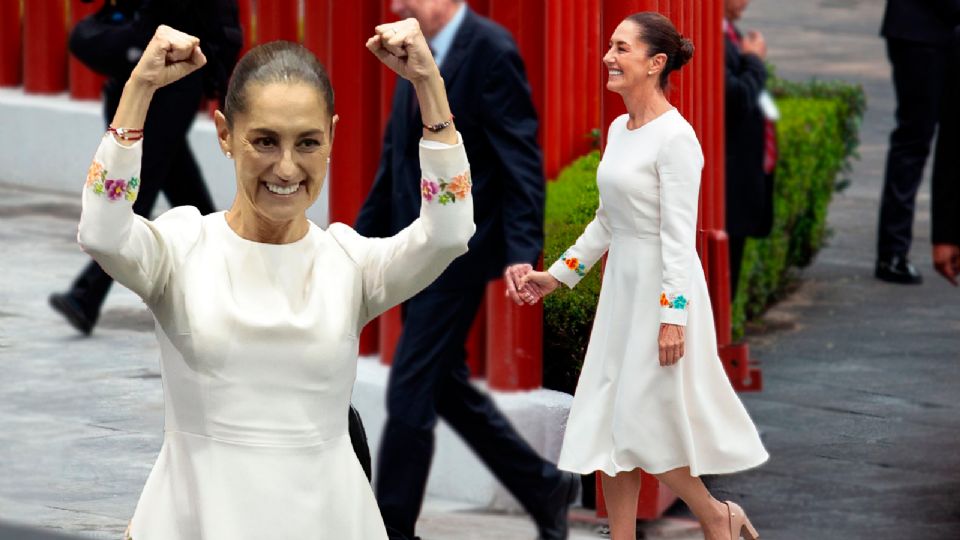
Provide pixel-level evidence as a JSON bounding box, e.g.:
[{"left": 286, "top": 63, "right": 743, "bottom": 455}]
[
  {"left": 303, "top": 0, "right": 331, "bottom": 64},
  {"left": 328, "top": 0, "right": 383, "bottom": 355},
  {"left": 485, "top": 278, "right": 543, "bottom": 391},
  {"left": 23, "top": 0, "right": 68, "bottom": 94},
  {"left": 237, "top": 0, "right": 255, "bottom": 53},
  {"left": 68, "top": 0, "right": 105, "bottom": 100},
  {"left": 0, "top": 0, "right": 22, "bottom": 87},
  {"left": 256, "top": 0, "right": 299, "bottom": 43}
]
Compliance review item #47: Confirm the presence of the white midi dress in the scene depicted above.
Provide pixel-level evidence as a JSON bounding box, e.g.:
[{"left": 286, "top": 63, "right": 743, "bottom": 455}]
[
  {"left": 78, "top": 133, "right": 475, "bottom": 539},
  {"left": 548, "top": 111, "right": 768, "bottom": 477}
]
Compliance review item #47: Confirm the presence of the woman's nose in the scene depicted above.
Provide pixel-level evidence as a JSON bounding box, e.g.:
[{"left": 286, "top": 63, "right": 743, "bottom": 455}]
[{"left": 274, "top": 150, "right": 301, "bottom": 181}]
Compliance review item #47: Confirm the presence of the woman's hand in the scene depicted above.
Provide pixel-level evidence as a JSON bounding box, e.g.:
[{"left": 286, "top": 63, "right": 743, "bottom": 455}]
[
  {"left": 509, "top": 270, "right": 561, "bottom": 305},
  {"left": 366, "top": 19, "right": 438, "bottom": 83},
  {"left": 368, "top": 18, "right": 454, "bottom": 143},
  {"left": 658, "top": 323, "right": 685, "bottom": 367},
  {"left": 130, "top": 25, "right": 207, "bottom": 91}
]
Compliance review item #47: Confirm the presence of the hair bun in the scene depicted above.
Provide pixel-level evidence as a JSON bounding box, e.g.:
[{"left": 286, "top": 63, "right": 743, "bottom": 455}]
[{"left": 675, "top": 37, "right": 695, "bottom": 69}]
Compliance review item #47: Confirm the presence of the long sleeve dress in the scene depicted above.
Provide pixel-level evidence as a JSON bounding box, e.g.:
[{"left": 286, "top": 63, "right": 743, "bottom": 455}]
[
  {"left": 78, "top": 133, "right": 475, "bottom": 539},
  {"left": 547, "top": 111, "right": 768, "bottom": 477}
]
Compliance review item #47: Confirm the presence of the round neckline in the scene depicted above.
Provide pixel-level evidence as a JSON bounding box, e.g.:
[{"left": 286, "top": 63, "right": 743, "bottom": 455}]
[
  {"left": 216, "top": 211, "right": 316, "bottom": 248},
  {"left": 622, "top": 108, "right": 677, "bottom": 132}
]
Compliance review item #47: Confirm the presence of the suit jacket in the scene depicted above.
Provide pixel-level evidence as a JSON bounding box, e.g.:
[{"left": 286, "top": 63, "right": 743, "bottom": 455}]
[
  {"left": 355, "top": 8, "right": 545, "bottom": 291},
  {"left": 724, "top": 27, "right": 773, "bottom": 238},
  {"left": 881, "top": 0, "right": 960, "bottom": 45},
  {"left": 932, "top": 41, "right": 960, "bottom": 246}
]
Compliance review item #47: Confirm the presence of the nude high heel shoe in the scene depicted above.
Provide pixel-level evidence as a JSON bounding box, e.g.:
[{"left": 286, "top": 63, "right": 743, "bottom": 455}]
[{"left": 725, "top": 501, "right": 759, "bottom": 540}]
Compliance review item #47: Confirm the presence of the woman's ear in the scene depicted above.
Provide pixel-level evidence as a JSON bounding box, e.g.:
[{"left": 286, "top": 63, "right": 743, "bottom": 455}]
[
  {"left": 650, "top": 52, "right": 668, "bottom": 75},
  {"left": 329, "top": 113, "right": 339, "bottom": 148},
  {"left": 214, "top": 110, "right": 232, "bottom": 156}
]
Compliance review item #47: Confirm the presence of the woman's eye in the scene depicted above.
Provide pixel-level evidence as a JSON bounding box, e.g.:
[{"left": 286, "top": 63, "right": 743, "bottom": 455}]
[
  {"left": 298, "top": 138, "right": 321, "bottom": 151},
  {"left": 253, "top": 137, "right": 277, "bottom": 149}
]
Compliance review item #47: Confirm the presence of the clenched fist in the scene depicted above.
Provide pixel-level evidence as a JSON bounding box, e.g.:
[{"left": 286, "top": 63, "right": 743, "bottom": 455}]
[
  {"left": 130, "top": 25, "right": 207, "bottom": 90},
  {"left": 366, "top": 18, "right": 439, "bottom": 83}
]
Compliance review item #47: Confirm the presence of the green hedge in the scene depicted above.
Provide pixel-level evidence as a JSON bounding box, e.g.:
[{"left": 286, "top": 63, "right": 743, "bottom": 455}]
[
  {"left": 733, "top": 77, "right": 865, "bottom": 338},
  {"left": 543, "top": 79, "right": 865, "bottom": 392}
]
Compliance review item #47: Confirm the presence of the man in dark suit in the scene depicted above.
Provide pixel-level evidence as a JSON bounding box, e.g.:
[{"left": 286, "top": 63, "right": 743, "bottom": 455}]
[
  {"left": 876, "top": 0, "right": 960, "bottom": 284},
  {"left": 49, "top": 0, "right": 241, "bottom": 334},
  {"left": 932, "top": 30, "right": 960, "bottom": 286},
  {"left": 355, "top": 1, "right": 578, "bottom": 539},
  {"left": 723, "top": 0, "right": 774, "bottom": 298}
]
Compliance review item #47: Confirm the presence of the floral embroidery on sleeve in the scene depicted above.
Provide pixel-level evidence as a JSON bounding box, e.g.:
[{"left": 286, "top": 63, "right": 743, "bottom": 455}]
[
  {"left": 86, "top": 159, "right": 139, "bottom": 202},
  {"left": 421, "top": 171, "right": 472, "bottom": 205},
  {"left": 560, "top": 251, "right": 586, "bottom": 277},
  {"left": 660, "top": 292, "right": 688, "bottom": 310}
]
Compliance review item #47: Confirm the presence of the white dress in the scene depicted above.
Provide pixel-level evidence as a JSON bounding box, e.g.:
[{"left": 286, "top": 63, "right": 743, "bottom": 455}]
[
  {"left": 78, "top": 134, "right": 475, "bottom": 539},
  {"left": 547, "top": 111, "right": 768, "bottom": 477}
]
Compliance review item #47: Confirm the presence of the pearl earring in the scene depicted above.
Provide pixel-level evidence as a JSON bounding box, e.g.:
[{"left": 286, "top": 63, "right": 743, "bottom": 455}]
[
  {"left": 225, "top": 151, "right": 232, "bottom": 159},
  {"left": 648, "top": 71, "right": 654, "bottom": 75}
]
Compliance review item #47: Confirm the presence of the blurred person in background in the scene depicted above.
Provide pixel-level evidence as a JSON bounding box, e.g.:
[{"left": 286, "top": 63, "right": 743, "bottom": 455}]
[
  {"left": 49, "top": 0, "right": 241, "bottom": 334},
  {"left": 932, "top": 28, "right": 960, "bottom": 286},
  {"left": 722, "top": 0, "right": 776, "bottom": 300},
  {"left": 355, "top": 1, "right": 579, "bottom": 539},
  {"left": 875, "top": 0, "right": 960, "bottom": 284}
]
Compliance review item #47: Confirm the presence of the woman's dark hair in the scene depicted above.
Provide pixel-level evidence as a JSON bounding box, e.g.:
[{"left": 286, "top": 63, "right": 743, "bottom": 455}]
[
  {"left": 223, "top": 41, "right": 335, "bottom": 127},
  {"left": 626, "top": 12, "right": 695, "bottom": 90}
]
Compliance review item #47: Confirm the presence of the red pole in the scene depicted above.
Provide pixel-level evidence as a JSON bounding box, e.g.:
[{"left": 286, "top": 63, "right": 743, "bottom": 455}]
[
  {"left": 0, "top": 0, "right": 22, "bottom": 87},
  {"left": 256, "top": 0, "right": 299, "bottom": 43},
  {"left": 68, "top": 0, "right": 104, "bottom": 100},
  {"left": 237, "top": 0, "right": 255, "bottom": 53},
  {"left": 485, "top": 278, "right": 543, "bottom": 391},
  {"left": 23, "top": 0, "right": 68, "bottom": 94},
  {"left": 328, "top": 0, "right": 382, "bottom": 355}
]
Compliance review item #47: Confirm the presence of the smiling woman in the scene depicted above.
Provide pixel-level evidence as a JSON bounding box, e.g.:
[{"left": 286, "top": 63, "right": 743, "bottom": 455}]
[
  {"left": 213, "top": 41, "right": 337, "bottom": 243},
  {"left": 75, "top": 21, "right": 473, "bottom": 540}
]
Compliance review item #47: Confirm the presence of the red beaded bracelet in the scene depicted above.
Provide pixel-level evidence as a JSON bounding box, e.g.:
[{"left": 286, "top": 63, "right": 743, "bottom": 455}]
[
  {"left": 423, "top": 115, "right": 455, "bottom": 133},
  {"left": 108, "top": 127, "right": 144, "bottom": 141}
]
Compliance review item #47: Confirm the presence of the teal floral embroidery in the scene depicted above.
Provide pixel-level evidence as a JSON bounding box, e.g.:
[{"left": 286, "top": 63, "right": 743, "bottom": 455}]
[
  {"left": 659, "top": 292, "right": 689, "bottom": 310},
  {"left": 422, "top": 170, "right": 472, "bottom": 205},
  {"left": 560, "top": 251, "right": 586, "bottom": 277}
]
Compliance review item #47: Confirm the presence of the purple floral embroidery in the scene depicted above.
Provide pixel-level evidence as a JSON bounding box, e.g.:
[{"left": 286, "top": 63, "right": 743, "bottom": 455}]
[
  {"left": 104, "top": 179, "right": 127, "bottom": 201},
  {"left": 421, "top": 179, "right": 440, "bottom": 202}
]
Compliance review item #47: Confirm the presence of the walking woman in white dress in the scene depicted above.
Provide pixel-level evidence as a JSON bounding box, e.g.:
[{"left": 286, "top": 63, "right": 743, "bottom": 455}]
[
  {"left": 78, "top": 20, "right": 473, "bottom": 539},
  {"left": 512, "top": 12, "right": 768, "bottom": 540}
]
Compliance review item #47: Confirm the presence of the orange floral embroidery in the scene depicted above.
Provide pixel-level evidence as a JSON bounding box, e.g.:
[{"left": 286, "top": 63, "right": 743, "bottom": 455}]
[
  {"left": 85, "top": 160, "right": 105, "bottom": 187},
  {"left": 559, "top": 252, "right": 586, "bottom": 277},
  {"left": 446, "top": 172, "right": 472, "bottom": 200},
  {"left": 660, "top": 293, "right": 670, "bottom": 307}
]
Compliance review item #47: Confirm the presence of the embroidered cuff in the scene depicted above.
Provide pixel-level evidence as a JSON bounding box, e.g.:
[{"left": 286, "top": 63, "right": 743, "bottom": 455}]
[
  {"left": 547, "top": 251, "right": 589, "bottom": 289},
  {"left": 421, "top": 171, "right": 471, "bottom": 205},
  {"left": 659, "top": 292, "right": 689, "bottom": 325}
]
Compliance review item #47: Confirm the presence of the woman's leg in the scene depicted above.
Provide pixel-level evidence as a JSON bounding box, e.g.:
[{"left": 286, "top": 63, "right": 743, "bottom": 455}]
[
  {"left": 600, "top": 469, "right": 641, "bottom": 540},
  {"left": 653, "top": 467, "right": 729, "bottom": 539}
]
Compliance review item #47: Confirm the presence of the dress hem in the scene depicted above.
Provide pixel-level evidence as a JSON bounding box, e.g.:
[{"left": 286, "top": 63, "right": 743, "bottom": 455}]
[{"left": 558, "top": 452, "right": 769, "bottom": 478}]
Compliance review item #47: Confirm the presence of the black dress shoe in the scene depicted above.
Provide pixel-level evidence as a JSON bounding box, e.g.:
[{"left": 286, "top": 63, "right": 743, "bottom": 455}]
[
  {"left": 875, "top": 255, "right": 923, "bottom": 284},
  {"left": 536, "top": 472, "right": 580, "bottom": 540},
  {"left": 49, "top": 292, "right": 95, "bottom": 335}
]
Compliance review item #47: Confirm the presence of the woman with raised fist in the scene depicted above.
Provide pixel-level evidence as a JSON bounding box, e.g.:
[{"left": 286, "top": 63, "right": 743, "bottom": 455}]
[{"left": 78, "top": 21, "right": 472, "bottom": 539}]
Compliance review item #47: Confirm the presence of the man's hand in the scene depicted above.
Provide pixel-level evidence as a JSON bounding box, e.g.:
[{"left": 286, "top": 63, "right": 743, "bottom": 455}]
[
  {"left": 741, "top": 30, "right": 767, "bottom": 60},
  {"left": 933, "top": 243, "right": 960, "bottom": 286}
]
